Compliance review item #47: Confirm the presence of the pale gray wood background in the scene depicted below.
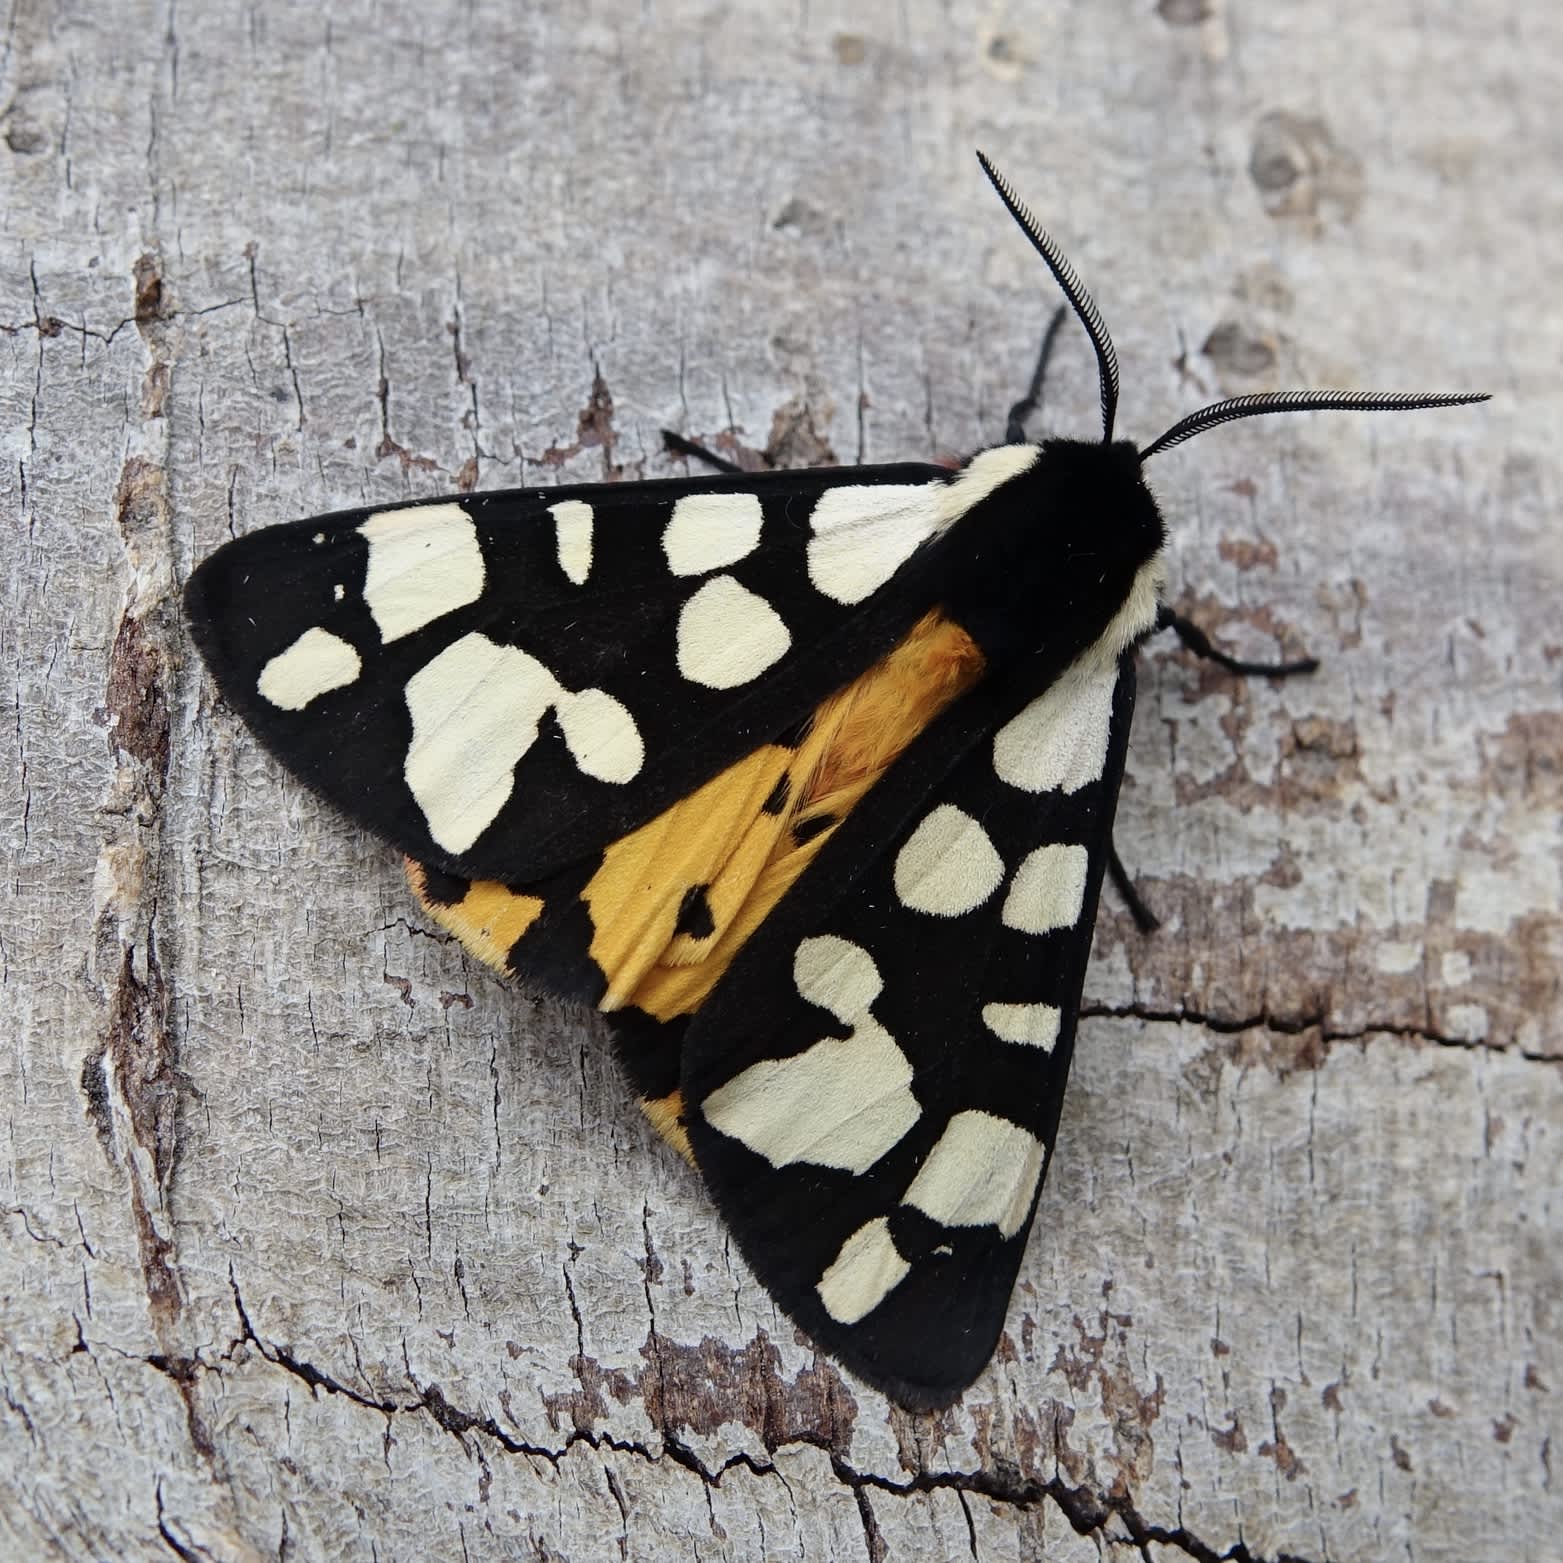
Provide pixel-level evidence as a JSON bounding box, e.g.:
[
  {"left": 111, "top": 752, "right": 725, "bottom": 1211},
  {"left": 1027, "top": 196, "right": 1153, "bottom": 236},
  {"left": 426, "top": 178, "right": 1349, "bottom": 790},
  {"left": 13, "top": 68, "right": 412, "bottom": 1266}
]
[{"left": 2, "top": 2, "right": 1557, "bottom": 1559}]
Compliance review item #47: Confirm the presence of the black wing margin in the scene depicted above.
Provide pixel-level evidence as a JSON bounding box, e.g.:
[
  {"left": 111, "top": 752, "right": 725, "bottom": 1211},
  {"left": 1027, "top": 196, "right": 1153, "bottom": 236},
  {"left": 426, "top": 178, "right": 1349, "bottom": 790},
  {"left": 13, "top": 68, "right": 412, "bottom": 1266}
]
[
  {"left": 682, "top": 648, "right": 1136, "bottom": 1408},
  {"left": 185, "top": 463, "right": 951, "bottom": 883}
]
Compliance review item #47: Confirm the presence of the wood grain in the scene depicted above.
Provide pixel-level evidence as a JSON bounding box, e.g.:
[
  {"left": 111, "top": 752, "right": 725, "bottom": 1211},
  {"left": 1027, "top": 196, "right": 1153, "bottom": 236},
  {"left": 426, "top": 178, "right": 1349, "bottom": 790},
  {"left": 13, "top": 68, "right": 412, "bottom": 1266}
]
[{"left": 2, "top": 2, "right": 1556, "bottom": 1559}]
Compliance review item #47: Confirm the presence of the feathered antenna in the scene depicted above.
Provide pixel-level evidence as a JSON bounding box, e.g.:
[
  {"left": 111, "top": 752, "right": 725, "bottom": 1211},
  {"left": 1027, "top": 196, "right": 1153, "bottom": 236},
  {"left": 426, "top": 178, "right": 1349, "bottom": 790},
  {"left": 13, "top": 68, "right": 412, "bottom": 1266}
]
[
  {"left": 976, "top": 151, "right": 1120, "bottom": 443},
  {"left": 1140, "top": 389, "right": 1491, "bottom": 461}
]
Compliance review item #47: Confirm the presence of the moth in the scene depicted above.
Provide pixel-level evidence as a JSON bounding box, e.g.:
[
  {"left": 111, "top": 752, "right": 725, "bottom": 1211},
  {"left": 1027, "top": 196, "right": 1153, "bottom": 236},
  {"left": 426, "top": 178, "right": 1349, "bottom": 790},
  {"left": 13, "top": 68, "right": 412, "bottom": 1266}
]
[{"left": 185, "top": 153, "right": 1484, "bottom": 1409}]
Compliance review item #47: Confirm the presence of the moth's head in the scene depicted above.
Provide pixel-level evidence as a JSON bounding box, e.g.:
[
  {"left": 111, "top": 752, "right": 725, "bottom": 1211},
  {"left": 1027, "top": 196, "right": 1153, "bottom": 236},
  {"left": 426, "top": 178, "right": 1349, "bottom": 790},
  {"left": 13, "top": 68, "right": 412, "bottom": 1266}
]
[{"left": 975, "top": 151, "right": 1488, "bottom": 486}]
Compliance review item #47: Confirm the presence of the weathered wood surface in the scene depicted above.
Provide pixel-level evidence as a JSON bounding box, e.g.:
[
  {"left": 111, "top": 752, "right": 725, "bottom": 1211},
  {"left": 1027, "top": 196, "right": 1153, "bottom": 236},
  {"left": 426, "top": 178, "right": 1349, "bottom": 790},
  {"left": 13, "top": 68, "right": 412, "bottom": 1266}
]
[{"left": 2, "top": 2, "right": 1557, "bottom": 1559}]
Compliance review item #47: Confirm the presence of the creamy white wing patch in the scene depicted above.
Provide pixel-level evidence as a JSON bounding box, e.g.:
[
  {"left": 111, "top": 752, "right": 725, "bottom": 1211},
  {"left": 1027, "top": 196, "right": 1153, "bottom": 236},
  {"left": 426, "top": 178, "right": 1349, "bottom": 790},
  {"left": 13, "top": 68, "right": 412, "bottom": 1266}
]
[
  {"left": 805, "top": 445, "right": 1042, "bottom": 607},
  {"left": 893, "top": 804, "right": 1005, "bottom": 917},
  {"left": 403, "top": 631, "right": 642, "bottom": 854},
  {"left": 815, "top": 1105, "right": 1051, "bottom": 1327},
  {"left": 980, "top": 1001, "right": 1061, "bottom": 1051},
  {"left": 929, "top": 443, "right": 1039, "bottom": 530},
  {"left": 902, "top": 1110, "right": 1046, "bottom": 1240},
  {"left": 676, "top": 574, "right": 791, "bottom": 689},
  {"left": 805, "top": 483, "right": 942, "bottom": 605},
  {"left": 1001, "top": 843, "right": 1090, "bottom": 935},
  {"left": 817, "top": 1217, "right": 911, "bottom": 1325},
  {"left": 550, "top": 499, "right": 594, "bottom": 586},
  {"left": 663, "top": 492, "right": 764, "bottom": 576},
  {"left": 257, "top": 627, "right": 362, "bottom": 710},
  {"left": 553, "top": 686, "right": 643, "bottom": 784},
  {"left": 359, "top": 503, "right": 484, "bottom": 643},
  {"left": 701, "top": 936, "right": 920, "bottom": 1174},
  {"left": 992, "top": 660, "right": 1116, "bottom": 794}
]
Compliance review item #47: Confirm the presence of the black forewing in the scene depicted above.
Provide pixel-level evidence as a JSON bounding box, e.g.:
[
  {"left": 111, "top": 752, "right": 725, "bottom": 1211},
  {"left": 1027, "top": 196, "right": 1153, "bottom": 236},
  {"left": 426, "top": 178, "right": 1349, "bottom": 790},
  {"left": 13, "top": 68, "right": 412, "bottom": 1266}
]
[
  {"left": 186, "top": 464, "right": 949, "bottom": 881},
  {"left": 682, "top": 651, "right": 1136, "bottom": 1409}
]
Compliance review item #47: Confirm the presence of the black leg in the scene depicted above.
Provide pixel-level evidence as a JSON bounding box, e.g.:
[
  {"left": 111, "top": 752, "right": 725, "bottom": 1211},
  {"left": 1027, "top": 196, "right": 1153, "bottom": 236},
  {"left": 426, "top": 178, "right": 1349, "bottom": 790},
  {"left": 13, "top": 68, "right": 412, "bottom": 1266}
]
[
  {"left": 1107, "top": 839, "right": 1160, "bottom": 935},
  {"left": 661, "top": 429, "right": 747, "bottom": 475},
  {"left": 1005, "top": 305, "right": 1069, "bottom": 444},
  {"left": 1156, "top": 606, "right": 1319, "bottom": 679}
]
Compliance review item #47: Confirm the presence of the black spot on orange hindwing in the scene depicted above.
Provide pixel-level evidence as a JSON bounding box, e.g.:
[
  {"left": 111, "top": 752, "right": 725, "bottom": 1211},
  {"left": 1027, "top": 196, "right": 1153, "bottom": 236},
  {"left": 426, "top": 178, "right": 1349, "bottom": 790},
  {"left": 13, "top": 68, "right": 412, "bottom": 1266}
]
[
  {"left": 776, "top": 712, "right": 815, "bottom": 748},
  {"left": 791, "top": 813, "right": 836, "bottom": 846},
  {"left": 761, "top": 774, "right": 792, "bottom": 816},
  {"left": 673, "top": 884, "right": 717, "bottom": 941}
]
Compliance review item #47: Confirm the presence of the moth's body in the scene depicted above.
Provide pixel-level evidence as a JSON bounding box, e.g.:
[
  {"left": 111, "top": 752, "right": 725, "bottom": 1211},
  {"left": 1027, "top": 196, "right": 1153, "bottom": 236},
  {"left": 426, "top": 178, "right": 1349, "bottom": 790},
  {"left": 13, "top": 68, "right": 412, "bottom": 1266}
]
[
  {"left": 187, "top": 437, "right": 1164, "bottom": 1405},
  {"left": 184, "top": 152, "right": 1482, "bottom": 1408}
]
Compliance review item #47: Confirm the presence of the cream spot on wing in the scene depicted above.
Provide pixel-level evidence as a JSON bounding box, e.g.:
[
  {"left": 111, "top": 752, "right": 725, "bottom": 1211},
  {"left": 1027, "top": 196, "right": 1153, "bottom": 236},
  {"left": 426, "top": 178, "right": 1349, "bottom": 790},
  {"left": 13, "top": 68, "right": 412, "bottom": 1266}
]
[
  {"left": 981, "top": 1001, "right": 1061, "bottom": 1052},
  {"left": 902, "top": 1109, "right": 1046, "bottom": 1239},
  {"left": 662, "top": 492, "right": 764, "bottom": 576},
  {"left": 256, "top": 627, "right": 361, "bottom": 710},
  {"left": 333, "top": 583, "right": 345, "bottom": 602},
  {"left": 699, "top": 1020, "right": 918, "bottom": 1173},
  {"left": 817, "top": 1218, "right": 911, "bottom": 1325},
  {"left": 676, "top": 575, "right": 791, "bottom": 688},
  {"left": 1002, "top": 844, "right": 1090, "bottom": 935},
  {"left": 893, "top": 804, "right": 1005, "bottom": 917},
  {"left": 806, "top": 483, "right": 943, "bottom": 604},
  {"left": 554, "top": 686, "right": 643, "bottom": 784},
  {"left": 701, "top": 937, "right": 919, "bottom": 1173},
  {"left": 792, "top": 934, "right": 882, "bottom": 1021},
  {"left": 930, "top": 443, "right": 1039, "bottom": 530},
  {"left": 402, "top": 636, "right": 644, "bottom": 852},
  {"left": 550, "top": 499, "right": 594, "bottom": 585},
  {"left": 403, "top": 633, "right": 559, "bottom": 854},
  {"left": 992, "top": 660, "right": 1116, "bottom": 794},
  {"left": 359, "top": 503, "right": 485, "bottom": 643}
]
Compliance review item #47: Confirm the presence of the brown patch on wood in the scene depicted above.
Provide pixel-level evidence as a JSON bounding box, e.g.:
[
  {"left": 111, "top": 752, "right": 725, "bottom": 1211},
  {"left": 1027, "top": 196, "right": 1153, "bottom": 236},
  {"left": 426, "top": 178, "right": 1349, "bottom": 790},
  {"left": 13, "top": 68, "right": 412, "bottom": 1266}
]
[
  {"left": 133, "top": 252, "right": 167, "bottom": 324},
  {"left": 1477, "top": 711, "right": 1563, "bottom": 807},
  {"left": 1218, "top": 533, "right": 1278, "bottom": 571},
  {"left": 454, "top": 456, "right": 479, "bottom": 493},
  {"left": 106, "top": 944, "right": 177, "bottom": 1188},
  {"left": 764, "top": 394, "right": 836, "bottom": 469},
  {"left": 1211, "top": 1413, "right": 1247, "bottom": 1453},
  {"left": 1390, "top": 1433, "right": 1413, "bottom": 1471},
  {"left": 540, "top": 369, "right": 621, "bottom": 479},
  {"left": 1203, "top": 320, "right": 1277, "bottom": 378},
  {"left": 140, "top": 359, "right": 170, "bottom": 418},
  {"left": 103, "top": 944, "right": 184, "bottom": 1325},
  {"left": 543, "top": 1330, "right": 857, "bottom": 1452},
  {"left": 1249, "top": 110, "right": 1363, "bottom": 223},
  {"left": 1257, "top": 1387, "right": 1305, "bottom": 1479},
  {"left": 674, "top": 394, "right": 838, "bottom": 477},
  {"left": 114, "top": 454, "right": 171, "bottom": 559},
  {"left": 374, "top": 433, "right": 439, "bottom": 472},
  {"left": 1280, "top": 715, "right": 1364, "bottom": 802},
  {"left": 1046, "top": 1297, "right": 1163, "bottom": 1487},
  {"left": 1258, "top": 1431, "right": 1304, "bottom": 1478},
  {"left": 146, "top": 1354, "right": 215, "bottom": 1460},
  {"left": 105, "top": 611, "right": 171, "bottom": 786}
]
